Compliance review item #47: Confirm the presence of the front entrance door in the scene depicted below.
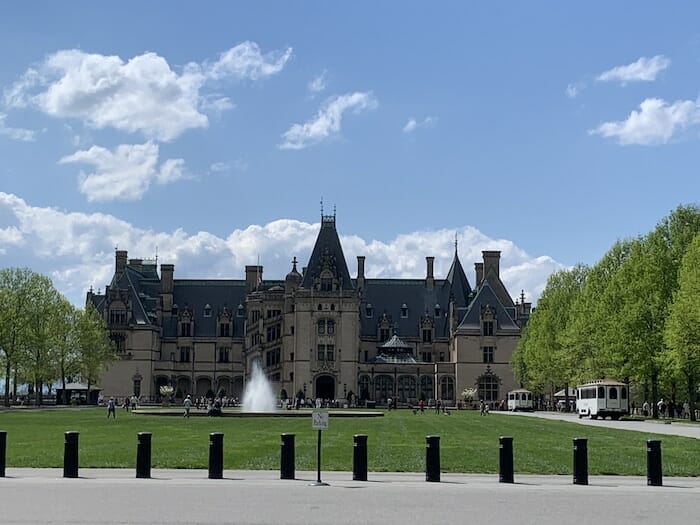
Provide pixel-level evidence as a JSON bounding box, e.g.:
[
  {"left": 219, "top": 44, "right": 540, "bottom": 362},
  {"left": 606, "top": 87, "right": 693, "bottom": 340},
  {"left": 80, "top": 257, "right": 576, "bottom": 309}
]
[{"left": 315, "top": 375, "right": 335, "bottom": 400}]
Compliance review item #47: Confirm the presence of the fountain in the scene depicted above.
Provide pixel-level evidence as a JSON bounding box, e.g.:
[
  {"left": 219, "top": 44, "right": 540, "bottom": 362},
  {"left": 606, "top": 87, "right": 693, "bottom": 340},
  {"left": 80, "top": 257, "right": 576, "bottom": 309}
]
[{"left": 242, "top": 360, "right": 277, "bottom": 412}]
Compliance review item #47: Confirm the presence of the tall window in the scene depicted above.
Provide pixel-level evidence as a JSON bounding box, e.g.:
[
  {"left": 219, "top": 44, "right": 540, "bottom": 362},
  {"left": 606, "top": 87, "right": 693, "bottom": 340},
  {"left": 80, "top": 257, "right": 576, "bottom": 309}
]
[
  {"left": 359, "top": 375, "right": 371, "bottom": 400},
  {"left": 317, "top": 344, "right": 326, "bottom": 361},
  {"left": 326, "top": 344, "right": 335, "bottom": 361},
  {"left": 440, "top": 376, "right": 454, "bottom": 400},
  {"left": 179, "top": 346, "right": 191, "bottom": 362},
  {"left": 109, "top": 309, "right": 127, "bottom": 324},
  {"left": 379, "top": 327, "right": 390, "bottom": 341},
  {"left": 220, "top": 323, "right": 230, "bottom": 337},
  {"left": 478, "top": 375, "right": 499, "bottom": 402},
  {"left": 374, "top": 375, "right": 394, "bottom": 402},
  {"left": 422, "top": 329, "right": 432, "bottom": 343},
  {"left": 180, "top": 322, "right": 191, "bottom": 337},
  {"left": 398, "top": 376, "right": 417, "bottom": 402},
  {"left": 419, "top": 376, "right": 433, "bottom": 399},
  {"left": 133, "top": 378, "right": 141, "bottom": 397},
  {"left": 482, "top": 346, "right": 494, "bottom": 363},
  {"left": 482, "top": 321, "right": 494, "bottom": 336},
  {"left": 401, "top": 303, "right": 408, "bottom": 318},
  {"left": 218, "top": 346, "right": 230, "bottom": 363}
]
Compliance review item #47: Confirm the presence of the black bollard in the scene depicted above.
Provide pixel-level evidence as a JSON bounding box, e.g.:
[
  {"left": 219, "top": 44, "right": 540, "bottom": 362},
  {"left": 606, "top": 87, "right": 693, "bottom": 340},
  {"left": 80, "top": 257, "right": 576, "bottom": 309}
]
[
  {"left": 136, "top": 432, "right": 152, "bottom": 479},
  {"left": 499, "top": 436, "right": 514, "bottom": 483},
  {"left": 0, "top": 430, "right": 6, "bottom": 478},
  {"left": 353, "top": 434, "right": 368, "bottom": 481},
  {"left": 280, "top": 433, "right": 295, "bottom": 480},
  {"left": 646, "top": 439, "right": 662, "bottom": 486},
  {"left": 425, "top": 435, "right": 440, "bottom": 482},
  {"left": 63, "top": 431, "right": 79, "bottom": 478},
  {"left": 572, "top": 437, "right": 588, "bottom": 485},
  {"left": 209, "top": 432, "right": 224, "bottom": 479}
]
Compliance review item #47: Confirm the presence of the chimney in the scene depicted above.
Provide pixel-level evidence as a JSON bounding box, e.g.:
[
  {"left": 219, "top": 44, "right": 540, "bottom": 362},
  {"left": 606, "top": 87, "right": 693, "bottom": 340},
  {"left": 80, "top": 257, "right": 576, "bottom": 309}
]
[
  {"left": 482, "top": 251, "right": 501, "bottom": 279},
  {"left": 474, "top": 262, "right": 483, "bottom": 286},
  {"left": 357, "top": 256, "right": 365, "bottom": 289},
  {"left": 115, "top": 250, "right": 128, "bottom": 278},
  {"left": 246, "top": 265, "right": 263, "bottom": 293},
  {"left": 160, "top": 264, "right": 174, "bottom": 294},
  {"left": 426, "top": 256, "right": 435, "bottom": 289},
  {"left": 129, "top": 258, "right": 143, "bottom": 272}
]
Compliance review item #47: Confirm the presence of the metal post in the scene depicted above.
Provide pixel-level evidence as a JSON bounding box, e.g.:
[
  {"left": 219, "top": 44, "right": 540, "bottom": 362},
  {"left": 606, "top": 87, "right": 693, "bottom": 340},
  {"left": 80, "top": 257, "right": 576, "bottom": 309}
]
[
  {"left": 209, "top": 432, "right": 224, "bottom": 479},
  {"left": 0, "top": 430, "right": 6, "bottom": 477},
  {"left": 136, "top": 432, "right": 152, "bottom": 479},
  {"left": 572, "top": 437, "right": 588, "bottom": 485},
  {"left": 280, "top": 433, "right": 295, "bottom": 480},
  {"left": 499, "top": 436, "right": 514, "bottom": 483},
  {"left": 425, "top": 435, "right": 440, "bottom": 482},
  {"left": 647, "top": 439, "right": 662, "bottom": 486},
  {"left": 353, "top": 434, "right": 368, "bottom": 481},
  {"left": 63, "top": 431, "right": 79, "bottom": 478}
]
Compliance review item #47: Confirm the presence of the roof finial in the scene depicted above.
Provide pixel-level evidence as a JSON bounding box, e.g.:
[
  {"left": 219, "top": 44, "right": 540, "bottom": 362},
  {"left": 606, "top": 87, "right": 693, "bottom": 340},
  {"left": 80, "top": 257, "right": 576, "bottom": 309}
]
[
  {"left": 521, "top": 289, "right": 526, "bottom": 304},
  {"left": 320, "top": 197, "right": 324, "bottom": 217},
  {"left": 292, "top": 256, "right": 298, "bottom": 270},
  {"left": 454, "top": 232, "right": 458, "bottom": 255}
]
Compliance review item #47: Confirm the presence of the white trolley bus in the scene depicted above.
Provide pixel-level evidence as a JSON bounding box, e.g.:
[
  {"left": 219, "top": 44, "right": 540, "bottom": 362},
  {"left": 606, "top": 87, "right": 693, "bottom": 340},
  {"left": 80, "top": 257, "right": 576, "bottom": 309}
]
[
  {"left": 507, "top": 389, "right": 534, "bottom": 411},
  {"left": 576, "top": 380, "right": 629, "bottom": 420}
]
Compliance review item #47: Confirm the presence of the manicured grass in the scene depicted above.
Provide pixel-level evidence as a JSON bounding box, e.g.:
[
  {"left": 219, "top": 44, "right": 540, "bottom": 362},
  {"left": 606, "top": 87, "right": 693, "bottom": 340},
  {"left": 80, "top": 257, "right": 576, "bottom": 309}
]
[{"left": 1, "top": 407, "right": 699, "bottom": 476}]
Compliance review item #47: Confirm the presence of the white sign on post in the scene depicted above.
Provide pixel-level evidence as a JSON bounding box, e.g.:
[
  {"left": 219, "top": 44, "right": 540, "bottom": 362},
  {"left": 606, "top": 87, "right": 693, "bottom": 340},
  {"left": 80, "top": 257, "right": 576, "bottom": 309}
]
[{"left": 312, "top": 410, "right": 329, "bottom": 430}]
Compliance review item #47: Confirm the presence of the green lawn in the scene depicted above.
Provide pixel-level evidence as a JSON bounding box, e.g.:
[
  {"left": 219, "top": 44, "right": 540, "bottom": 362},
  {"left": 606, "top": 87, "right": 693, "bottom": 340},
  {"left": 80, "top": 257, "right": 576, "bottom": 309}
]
[{"left": 1, "top": 408, "right": 699, "bottom": 476}]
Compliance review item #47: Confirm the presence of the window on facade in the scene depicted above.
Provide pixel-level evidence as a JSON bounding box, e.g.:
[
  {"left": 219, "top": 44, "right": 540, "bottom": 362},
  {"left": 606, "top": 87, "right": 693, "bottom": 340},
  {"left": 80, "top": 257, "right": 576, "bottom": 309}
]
[
  {"left": 439, "top": 352, "right": 445, "bottom": 362},
  {"left": 251, "top": 310, "right": 260, "bottom": 323},
  {"left": 421, "top": 352, "right": 432, "bottom": 362},
  {"left": 365, "top": 304, "right": 374, "bottom": 318},
  {"left": 237, "top": 304, "right": 244, "bottom": 317},
  {"left": 220, "top": 323, "right": 230, "bottom": 337},
  {"left": 379, "top": 328, "right": 390, "bottom": 342},
  {"left": 440, "top": 376, "right": 455, "bottom": 400},
  {"left": 266, "top": 348, "right": 281, "bottom": 367},
  {"left": 109, "top": 309, "right": 127, "bottom": 325},
  {"left": 374, "top": 375, "right": 393, "bottom": 402},
  {"left": 290, "top": 352, "right": 294, "bottom": 361},
  {"left": 419, "top": 376, "right": 433, "bottom": 399},
  {"left": 478, "top": 375, "right": 499, "bottom": 402},
  {"left": 482, "top": 346, "right": 494, "bottom": 363},
  {"left": 434, "top": 304, "right": 441, "bottom": 317},
  {"left": 401, "top": 303, "right": 408, "bottom": 318},
  {"left": 318, "top": 304, "right": 323, "bottom": 311},
  {"left": 204, "top": 304, "right": 212, "bottom": 317},
  {"left": 330, "top": 303, "right": 335, "bottom": 311},
  {"left": 321, "top": 277, "right": 333, "bottom": 291},
  {"left": 364, "top": 350, "right": 369, "bottom": 362},
  {"left": 218, "top": 347, "right": 230, "bottom": 363},
  {"left": 133, "top": 378, "right": 141, "bottom": 397},
  {"left": 267, "top": 309, "right": 281, "bottom": 319},
  {"left": 267, "top": 324, "right": 281, "bottom": 342},
  {"left": 172, "top": 304, "right": 179, "bottom": 316},
  {"left": 110, "top": 333, "right": 126, "bottom": 353},
  {"left": 180, "top": 323, "right": 191, "bottom": 337},
  {"left": 482, "top": 321, "right": 494, "bottom": 336},
  {"left": 359, "top": 375, "right": 371, "bottom": 400},
  {"left": 422, "top": 329, "right": 432, "bottom": 343},
  {"left": 179, "top": 346, "right": 191, "bottom": 362},
  {"left": 317, "top": 344, "right": 326, "bottom": 361},
  {"left": 326, "top": 344, "right": 334, "bottom": 361},
  {"left": 398, "top": 376, "right": 417, "bottom": 402},
  {"left": 317, "top": 321, "right": 325, "bottom": 335}
]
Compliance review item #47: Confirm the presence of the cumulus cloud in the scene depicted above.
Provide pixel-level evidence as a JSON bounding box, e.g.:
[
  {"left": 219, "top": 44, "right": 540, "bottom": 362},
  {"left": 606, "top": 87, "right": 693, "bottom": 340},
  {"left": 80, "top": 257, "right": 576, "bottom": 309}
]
[
  {"left": 308, "top": 70, "right": 327, "bottom": 94},
  {"left": 59, "top": 142, "right": 186, "bottom": 201},
  {"left": 0, "top": 113, "right": 36, "bottom": 141},
  {"left": 4, "top": 42, "right": 292, "bottom": 142},
  {"left": 565, "top": 83, "right": 581, "bottom": 99},
  {"left": 0, "top": 192, "right": 563, "bottom": 307},
  {"left": 597, "top": 55, "right": 670, "bottom": 85},
  {"left": 279, "top": 91, "right": 378, "bottom": 150},
  {"left": 402, "top": 116, "right": 437, "bottom": 133},
  {"left": 590, "top": 97, "right": 700, "bottom": 145}
]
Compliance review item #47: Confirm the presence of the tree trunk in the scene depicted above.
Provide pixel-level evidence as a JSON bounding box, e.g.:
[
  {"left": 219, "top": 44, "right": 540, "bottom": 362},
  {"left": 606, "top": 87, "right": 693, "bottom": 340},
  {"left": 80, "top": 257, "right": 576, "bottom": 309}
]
[
  {"left": 61, "top": 375, "right": 67, "bottom": 405},
  {"left": 651, "top": 372, "right": 659, "bottom": 419},
  {"left": 4, "top": 361, "right": 10, "bottom": 407},
  {"left": 688, "top": 375, "right": 697, "bottom": 422}
]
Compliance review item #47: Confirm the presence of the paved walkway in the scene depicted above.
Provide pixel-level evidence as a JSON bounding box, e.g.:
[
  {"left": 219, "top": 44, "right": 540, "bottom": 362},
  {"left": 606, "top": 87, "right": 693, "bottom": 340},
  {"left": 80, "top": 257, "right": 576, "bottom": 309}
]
[
  {"left": 498, "top": 410, "right": 700, "bottom": 439},
  {"left": 2, "top": 468, "right": 700, "bottom": 524}
]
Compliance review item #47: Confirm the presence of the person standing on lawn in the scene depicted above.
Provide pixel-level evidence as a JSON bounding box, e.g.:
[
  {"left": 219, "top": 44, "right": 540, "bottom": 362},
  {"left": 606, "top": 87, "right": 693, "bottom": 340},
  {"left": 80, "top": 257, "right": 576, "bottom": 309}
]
[{"left": 183, "top": 395, "right": 192, "bottom": 418}]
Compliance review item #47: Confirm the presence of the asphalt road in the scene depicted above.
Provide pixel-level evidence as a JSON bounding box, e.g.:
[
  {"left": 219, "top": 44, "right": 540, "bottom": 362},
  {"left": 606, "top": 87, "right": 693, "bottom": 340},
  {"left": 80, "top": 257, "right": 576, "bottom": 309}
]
[{"left": 2, "top": 469, "right": 699, "bottom": 525}]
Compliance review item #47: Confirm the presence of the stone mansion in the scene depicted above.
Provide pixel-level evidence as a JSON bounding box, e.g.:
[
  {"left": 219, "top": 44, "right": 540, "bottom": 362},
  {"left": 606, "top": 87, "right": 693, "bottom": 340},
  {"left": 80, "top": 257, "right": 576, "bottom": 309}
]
[{"left": 88, "top": 214, "right": 531, "bottom": 405}]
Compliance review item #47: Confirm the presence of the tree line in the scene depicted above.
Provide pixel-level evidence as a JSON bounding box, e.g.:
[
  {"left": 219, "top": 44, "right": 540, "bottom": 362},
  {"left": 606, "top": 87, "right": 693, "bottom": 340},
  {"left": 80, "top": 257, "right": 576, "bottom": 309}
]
[
  {"left": 512, "top": 204, "right": 700, "bottom": 420},
  {"left": 0, "top": 268, "right": 115, "bottom": 406}
]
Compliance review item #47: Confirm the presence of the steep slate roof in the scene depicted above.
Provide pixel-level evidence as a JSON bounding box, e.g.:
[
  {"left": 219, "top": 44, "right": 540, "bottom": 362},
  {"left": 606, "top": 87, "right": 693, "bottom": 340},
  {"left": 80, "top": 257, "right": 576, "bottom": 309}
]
[
  {"left": 300, "top": 215, "right": 354, "bottom": 291},
  {"left": 456, "top": 281, "right": 520, "bottom": 333},
  {"left": 444, "top": 251, "right": 472, "bottom": 306}
]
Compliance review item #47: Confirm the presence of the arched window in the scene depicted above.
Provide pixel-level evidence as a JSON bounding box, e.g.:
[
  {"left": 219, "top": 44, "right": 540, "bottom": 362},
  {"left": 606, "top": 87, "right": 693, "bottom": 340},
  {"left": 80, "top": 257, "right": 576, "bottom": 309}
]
[
  {"left": 359, "top": 375, "right": 371, "bottom": 400},
  {"left": 374, "top": 375, "right": 394, "bottom": 403},
  {"left": 419, "top": 376, "right": 433, "bottom": 399},
  {"left": 439, "top": 376, "right": 454, "bottom": 401},
  {"left": 397, "top": 376, "right": 417, "bottom": 402},
  {"left": 478, "top": 374, "right": 499, "bottom": 402},
  {"left": 609, "top": 387, "right": 618, "bottom": 399}
]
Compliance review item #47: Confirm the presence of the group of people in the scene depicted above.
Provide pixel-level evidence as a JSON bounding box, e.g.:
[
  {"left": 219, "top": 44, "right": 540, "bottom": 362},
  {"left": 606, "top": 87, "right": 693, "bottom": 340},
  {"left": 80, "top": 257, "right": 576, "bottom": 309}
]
[
  {"left": 183, "top": 395, "right": 226, "bottom": 417},
  {"left": 103, "top": 395, "right": 139, "bottom": 418},
  {"left": 637, "top": 399, "right": 691, "bottom": 419}
]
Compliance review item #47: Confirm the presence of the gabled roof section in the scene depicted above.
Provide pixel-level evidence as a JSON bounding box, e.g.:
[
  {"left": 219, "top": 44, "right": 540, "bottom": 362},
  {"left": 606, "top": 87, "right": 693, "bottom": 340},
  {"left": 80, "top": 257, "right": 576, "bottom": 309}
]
[
  {"left": 379, "top": 334, "right": 412, "bottom": 350},
  {"left": 300, "top": 214, "right": 354, "bottom": 291},
  {"left": 456, "top": 281, "right": 520, "bottom": 333},
  {"left": 443, "top": 250, "right": 472, "bottom": 308}
]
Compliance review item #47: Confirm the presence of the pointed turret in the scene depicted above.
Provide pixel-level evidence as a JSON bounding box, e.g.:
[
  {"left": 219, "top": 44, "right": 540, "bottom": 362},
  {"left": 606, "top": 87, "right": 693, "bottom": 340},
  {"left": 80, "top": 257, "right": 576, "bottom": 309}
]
[
  {"left": 443, "top": 239, "right": 471, "bottom": 308},
  {"left": 300, "top": 213, "right": 354, "bottom": 291}
]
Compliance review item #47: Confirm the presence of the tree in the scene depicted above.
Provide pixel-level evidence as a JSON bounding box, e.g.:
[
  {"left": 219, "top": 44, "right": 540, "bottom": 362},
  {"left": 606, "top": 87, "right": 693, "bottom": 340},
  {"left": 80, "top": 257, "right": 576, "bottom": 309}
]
[
  {"left": 664, "top": 234, "right": 700, "bottom": 421},
  {"left": 53, "top": 298, "right": 80, "bottom": 405},
  {"left": 74, "top": 302, "right": 116, "bottom": 401}
]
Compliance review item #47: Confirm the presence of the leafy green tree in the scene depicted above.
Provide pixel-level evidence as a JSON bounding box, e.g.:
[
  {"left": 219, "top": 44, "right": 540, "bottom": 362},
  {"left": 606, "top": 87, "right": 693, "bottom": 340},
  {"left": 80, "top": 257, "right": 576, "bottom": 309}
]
[
  {"left": 74, "top": 302, "right": 116, "bottom": 401},
  {"left": 53, "top": 299, "right": 80, "bottom": 405},
  {"left": 664, "top": 234, "right": 700, "bottom": 421}
]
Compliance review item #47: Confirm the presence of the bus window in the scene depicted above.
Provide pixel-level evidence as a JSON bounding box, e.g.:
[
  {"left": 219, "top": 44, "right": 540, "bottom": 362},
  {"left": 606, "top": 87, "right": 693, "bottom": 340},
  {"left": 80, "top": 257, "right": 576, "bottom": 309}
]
[
  {"left": 598, "top": 386, "right": 605, "bottom": 398},
  {"left": 621, "top": 387, "right": 627, "bottom": 399},
  {"left": 527, "top": 393, "right": 532, "bottom": 401},
  {"left": 609, "top": 387, "right": 617, "bottom": 399}
]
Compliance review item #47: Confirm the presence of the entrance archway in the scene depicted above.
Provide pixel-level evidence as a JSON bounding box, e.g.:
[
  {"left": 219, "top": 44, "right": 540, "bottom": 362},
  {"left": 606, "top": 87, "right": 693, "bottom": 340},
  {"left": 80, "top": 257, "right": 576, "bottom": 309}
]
[{"left": 315, "top": 375, "right": 335, "bottom": 400}]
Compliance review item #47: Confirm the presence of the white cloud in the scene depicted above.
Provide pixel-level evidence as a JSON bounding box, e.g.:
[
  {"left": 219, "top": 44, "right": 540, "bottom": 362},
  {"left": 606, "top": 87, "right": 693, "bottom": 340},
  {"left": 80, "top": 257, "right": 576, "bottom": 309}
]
[
  {"left": 590, "top": 97, "right": 700, "bottom": 145},
  {"left": 0, "top": 113, "right": 36, "bottom": 141},
  {"left": 4, "top": 42, "right": 291, "bottom": 142},
  {"left": 59, "top": 142, "right": 186, "bottom": 201},
  {"left": 565, "top": 83, "right": 579, "bottom": 99},
  {"left": 210, "top": 162, "right": 229, "bottom": 172},
  {"left": 206, "top": 41, "right": 292, "bottom": 81},
  {"left": 279, "top": 91, "right": 378, "bottom": 150},
  {"left": 0, "top": 192, "right": 563, "bottom": 307},
  {"left": 597, "top": 55, "right": 670, "bottom": 85},
  {"left": 402, "top": 116, "right": 437, "bottom": 133},
  {"left": 308, "top": 70, "right": 327, "bottom": 94}
]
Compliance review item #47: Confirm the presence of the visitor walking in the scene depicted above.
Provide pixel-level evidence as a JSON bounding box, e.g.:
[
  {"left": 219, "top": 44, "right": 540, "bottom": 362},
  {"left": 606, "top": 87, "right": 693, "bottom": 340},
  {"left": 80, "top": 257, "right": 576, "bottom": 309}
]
[
  {"left": 107, "top": 397, "right": 116, "bottom": 419},
  {"left": 183, "top": 395, "right": 192, "bottom": 418},
  {"left": 479, "top": 399, "right": 486, "bottom": 416}
]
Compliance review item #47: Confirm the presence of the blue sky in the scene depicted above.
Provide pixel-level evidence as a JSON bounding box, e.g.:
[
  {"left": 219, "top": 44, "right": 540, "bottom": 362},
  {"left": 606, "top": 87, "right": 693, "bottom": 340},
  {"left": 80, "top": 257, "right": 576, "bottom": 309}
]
[{"left": 1, "top": 2, "right": 698, "bottom": 306}]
